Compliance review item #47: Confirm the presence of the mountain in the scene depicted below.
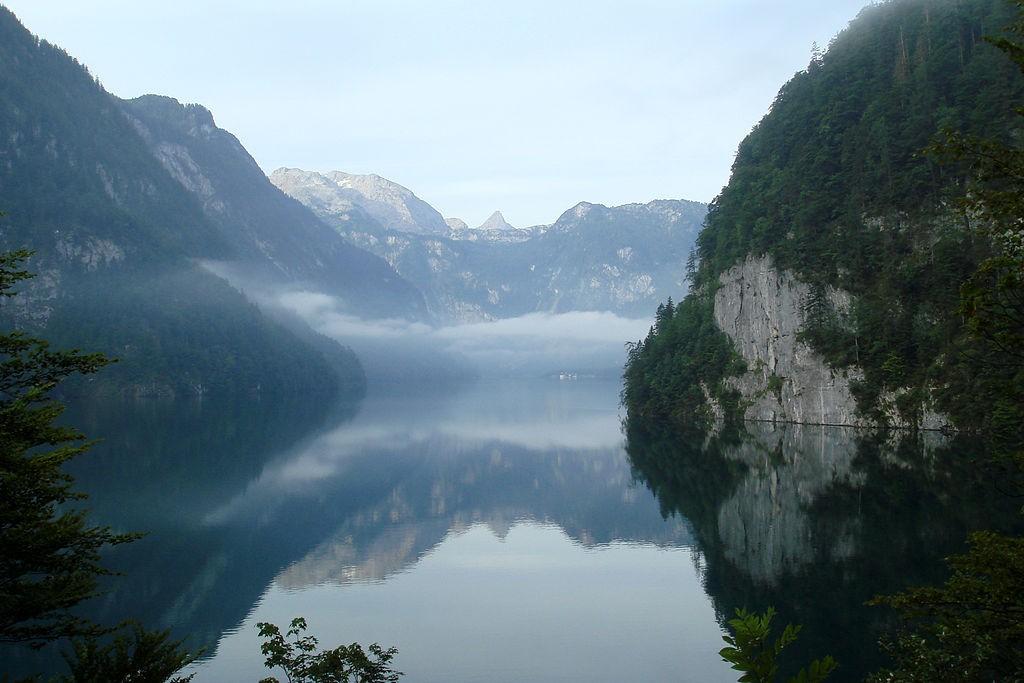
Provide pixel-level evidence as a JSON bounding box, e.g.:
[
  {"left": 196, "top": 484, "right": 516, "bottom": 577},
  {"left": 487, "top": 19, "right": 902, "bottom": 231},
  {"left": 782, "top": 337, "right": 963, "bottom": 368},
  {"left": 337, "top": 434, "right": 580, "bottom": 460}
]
[
  {"left": 0, "top": 7, "right": 409, "bottom": 395},
  {"left": 271, "top": 168, "right": 450, "bottom": 236},
  {"left": 120, "top": 96, "right": 428, "bottom": 321},
  {"left": 622, "top": 0, "right": 1024, "bottom": 430},
  {"left": 274, "top": 168, "right": 707, "bottom": 321},
  {"left": 522, "top": 199, "right": 706, "bottom": 315},
  {"left": 477, "top": 210, "right": 514, "bottom": 231},
  {"left": 446, "top": 219, "right": 541, "bottom": 245}
]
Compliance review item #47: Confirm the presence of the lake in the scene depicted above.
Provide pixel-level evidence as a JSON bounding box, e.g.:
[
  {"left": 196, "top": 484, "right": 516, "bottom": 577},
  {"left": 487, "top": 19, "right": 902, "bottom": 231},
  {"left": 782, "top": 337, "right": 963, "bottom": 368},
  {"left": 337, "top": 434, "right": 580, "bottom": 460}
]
[{"left": 5, "top": 378, "right": 1017, "bottom": 682}]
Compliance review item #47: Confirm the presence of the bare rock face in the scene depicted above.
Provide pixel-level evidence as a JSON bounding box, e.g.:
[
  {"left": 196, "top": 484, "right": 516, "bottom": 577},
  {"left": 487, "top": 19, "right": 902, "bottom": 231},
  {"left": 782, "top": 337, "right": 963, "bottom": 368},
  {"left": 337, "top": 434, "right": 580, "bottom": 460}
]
[
  {"left": 713, "top": 255, "right": 865, "bottom": 426},
  {"left": 271, "top": 167, "right": 450, "bottom": 236},
  {"left": 445, "top": 217, "right": 469, "bottom": 231},
  {"left": 712, "top": 255, "right": 946, "bottom": 429},
  {"left": 476, "top": 210, "right": 515, "bottom": 231}
]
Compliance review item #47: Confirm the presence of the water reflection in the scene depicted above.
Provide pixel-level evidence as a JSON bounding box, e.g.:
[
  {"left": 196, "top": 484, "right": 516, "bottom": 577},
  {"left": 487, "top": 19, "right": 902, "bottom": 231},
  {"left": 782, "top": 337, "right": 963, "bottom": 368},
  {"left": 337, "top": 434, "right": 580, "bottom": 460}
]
[
  {"left": 9, "top": 379, "right": 721, "bottom": 682},
  {"left": 7, "top": 380, "right": 1015, "bottom": 682},
  {"left": 625, "top": 418, "right": 1021, "bottom": 682}
]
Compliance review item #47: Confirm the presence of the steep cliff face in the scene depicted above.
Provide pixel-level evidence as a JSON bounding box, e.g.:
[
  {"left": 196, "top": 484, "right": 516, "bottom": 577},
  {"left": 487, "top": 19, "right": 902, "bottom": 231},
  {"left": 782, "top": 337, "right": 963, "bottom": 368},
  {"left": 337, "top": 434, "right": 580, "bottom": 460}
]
[
  {"left": 712, "top": 255, "right": 948, "bottom": 429},
  {"left": 713, "top": 255, "right": 864, "bottom": 426}
]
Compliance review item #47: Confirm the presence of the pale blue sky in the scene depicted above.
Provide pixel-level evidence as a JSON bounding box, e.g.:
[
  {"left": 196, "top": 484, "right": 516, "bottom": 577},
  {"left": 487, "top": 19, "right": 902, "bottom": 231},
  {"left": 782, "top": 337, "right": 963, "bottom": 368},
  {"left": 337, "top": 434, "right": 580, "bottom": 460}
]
[{"left": 5, "top": 1, "right": 869, "bottom": 227}]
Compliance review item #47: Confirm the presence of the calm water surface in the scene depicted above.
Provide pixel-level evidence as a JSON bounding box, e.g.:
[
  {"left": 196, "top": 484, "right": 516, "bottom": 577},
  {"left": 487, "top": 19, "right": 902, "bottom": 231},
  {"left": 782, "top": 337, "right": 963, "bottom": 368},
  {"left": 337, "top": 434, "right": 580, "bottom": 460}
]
[{"left": 6, "top": 378, "right": 1017, "bottom": 682}]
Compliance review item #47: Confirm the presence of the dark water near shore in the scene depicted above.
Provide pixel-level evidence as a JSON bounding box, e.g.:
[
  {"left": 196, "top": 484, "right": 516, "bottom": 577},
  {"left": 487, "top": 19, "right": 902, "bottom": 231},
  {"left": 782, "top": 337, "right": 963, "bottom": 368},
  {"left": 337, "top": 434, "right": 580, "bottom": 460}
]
[{"left": 4, "top": 379, "right": 1018, "bottom": 682}]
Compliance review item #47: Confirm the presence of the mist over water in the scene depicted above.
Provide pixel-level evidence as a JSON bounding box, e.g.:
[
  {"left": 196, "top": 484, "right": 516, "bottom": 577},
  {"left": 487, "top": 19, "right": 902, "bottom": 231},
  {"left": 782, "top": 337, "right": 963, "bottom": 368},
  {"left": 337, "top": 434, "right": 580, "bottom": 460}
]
[
  {"left": 203, "top": 261, "right": 653, "bottom": 380},
  {"left": 279, "top": 288, "right": 652, "bottom": 377}
]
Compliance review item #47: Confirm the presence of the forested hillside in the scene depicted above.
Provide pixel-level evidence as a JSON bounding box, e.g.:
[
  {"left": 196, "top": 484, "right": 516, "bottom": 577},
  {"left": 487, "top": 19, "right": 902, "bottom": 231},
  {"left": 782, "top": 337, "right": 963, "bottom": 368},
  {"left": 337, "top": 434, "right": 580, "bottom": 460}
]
[
  {"left": 0, "top": 7, "right": 368, "bottom": 396},
  {"left": 624, "top": 0, "right": 1024, "bottom": 430}
]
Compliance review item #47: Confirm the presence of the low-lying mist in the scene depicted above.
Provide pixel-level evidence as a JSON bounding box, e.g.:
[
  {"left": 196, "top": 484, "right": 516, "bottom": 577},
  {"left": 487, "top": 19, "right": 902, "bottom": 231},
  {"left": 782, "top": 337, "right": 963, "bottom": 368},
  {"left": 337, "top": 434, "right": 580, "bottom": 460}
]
[
  {"left": 277, "top": 289, "right": 653, "bottom": 380},
  {"left": 202, "top": 260, "right": 653, "bottom": 382}
]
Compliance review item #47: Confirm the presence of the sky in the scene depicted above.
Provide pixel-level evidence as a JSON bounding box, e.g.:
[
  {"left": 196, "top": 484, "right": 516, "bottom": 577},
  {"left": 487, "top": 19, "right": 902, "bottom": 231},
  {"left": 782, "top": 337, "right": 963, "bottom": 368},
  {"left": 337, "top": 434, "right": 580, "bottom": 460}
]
[{"left": 5, "top": 0, "right": 869, "bottom": 227}]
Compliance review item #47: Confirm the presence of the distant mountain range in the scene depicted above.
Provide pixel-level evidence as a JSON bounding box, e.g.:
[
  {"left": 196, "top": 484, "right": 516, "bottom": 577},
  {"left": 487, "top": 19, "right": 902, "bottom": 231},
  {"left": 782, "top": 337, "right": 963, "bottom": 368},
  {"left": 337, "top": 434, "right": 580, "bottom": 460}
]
[
  {"left": 0, "top": 7, "right": 424, "bottom": 395},
  {"left": 0, "top": 4, "right": 707, "bottom": 393},
  {"left": 272, "top": 168, "right": 707, "bottom": 321}
]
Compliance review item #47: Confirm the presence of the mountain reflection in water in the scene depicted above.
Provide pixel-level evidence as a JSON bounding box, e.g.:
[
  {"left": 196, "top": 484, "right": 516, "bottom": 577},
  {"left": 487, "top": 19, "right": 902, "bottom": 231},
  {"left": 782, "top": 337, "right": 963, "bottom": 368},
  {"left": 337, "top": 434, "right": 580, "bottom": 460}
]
[{"left": 4, "top": 379, "right": 1017, "bottom": 683}]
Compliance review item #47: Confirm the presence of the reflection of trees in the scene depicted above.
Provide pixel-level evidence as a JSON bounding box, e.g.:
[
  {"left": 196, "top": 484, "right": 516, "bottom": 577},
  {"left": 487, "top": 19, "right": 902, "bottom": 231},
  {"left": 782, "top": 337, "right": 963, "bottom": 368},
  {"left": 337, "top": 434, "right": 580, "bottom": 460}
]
[
  {"left": 624, "top": 417, "right": 1021, "bottom": 682},
  {"left": 3, "top": 391, "right": 351, "bottom": 678},
  {"left": 64, "top": 393, "right": 351, "bottom": 526}
]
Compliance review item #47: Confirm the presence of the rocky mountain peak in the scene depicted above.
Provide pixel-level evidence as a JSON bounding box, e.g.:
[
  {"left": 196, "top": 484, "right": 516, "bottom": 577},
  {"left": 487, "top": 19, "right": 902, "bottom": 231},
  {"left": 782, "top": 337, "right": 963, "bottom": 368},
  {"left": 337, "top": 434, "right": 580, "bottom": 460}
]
[
  {"left": 270, "top": 168, "right": 449, "bottom": 236},
  {"left": 126, "top": 94, "right": 217, "bottom": 134},
  {"left": 571, "top": 202, "right": 596, "bottom": 219},
  {"left": 477, "top": 211, "right": 514, "bottom": 231},
  {"left": 445, "top": 217, "right": 469, "bottom": 231}
]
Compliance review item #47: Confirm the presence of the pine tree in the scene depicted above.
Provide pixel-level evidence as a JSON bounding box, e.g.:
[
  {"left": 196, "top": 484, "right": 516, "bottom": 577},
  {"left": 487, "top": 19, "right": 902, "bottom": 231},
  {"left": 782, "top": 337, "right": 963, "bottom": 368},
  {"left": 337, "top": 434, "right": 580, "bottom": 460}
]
[{"left": 0, "top": 249, "right": 133, "bottom": 646}]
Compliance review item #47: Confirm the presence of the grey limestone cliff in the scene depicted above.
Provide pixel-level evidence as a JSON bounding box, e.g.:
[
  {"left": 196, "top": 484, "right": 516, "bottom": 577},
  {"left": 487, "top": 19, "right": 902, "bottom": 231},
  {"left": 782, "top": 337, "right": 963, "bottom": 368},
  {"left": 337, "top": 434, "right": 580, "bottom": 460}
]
[{"left": 712, "top": 255, "right": 946, "bottom": 429}]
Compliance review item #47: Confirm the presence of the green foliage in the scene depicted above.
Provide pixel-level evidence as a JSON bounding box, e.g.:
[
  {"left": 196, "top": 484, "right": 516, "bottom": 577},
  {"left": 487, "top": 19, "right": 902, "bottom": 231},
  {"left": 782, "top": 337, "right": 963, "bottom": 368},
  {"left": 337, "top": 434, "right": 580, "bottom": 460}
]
[
  {"left": 256, "top": 618, "right": 402, "bottom": 683},
  {"left": 58, "top": 623, "right": 198, "bottom": 683},
  {"left": 0, "top": 251, "right": 136, "bottom": 646},
  {"left": 0, "top": 248, "right": 33, "bottom": 294},
  {"left": 719, "top": 608, "right": 837, "bottom": 683},
  {"left": 926, "top": 0, "right": 1024, "bottom": 436},
  {"left": 943, "top": 255, "right": 1024, "bottom": 440},
  {"left": 765, "top": 374, "right": 784, "bottom": 402},
  {"left": 866, "top": 9, "right": 1024, "bottom": 680},
  {"left": 867, "top": 531, "right": 1024, "bottom": 682},
  {"left": 622, "top": 291, "right": 745, "bottom": 425},
  {"left": 696, "top": 0, "right": 1023, "bottom": 282}
]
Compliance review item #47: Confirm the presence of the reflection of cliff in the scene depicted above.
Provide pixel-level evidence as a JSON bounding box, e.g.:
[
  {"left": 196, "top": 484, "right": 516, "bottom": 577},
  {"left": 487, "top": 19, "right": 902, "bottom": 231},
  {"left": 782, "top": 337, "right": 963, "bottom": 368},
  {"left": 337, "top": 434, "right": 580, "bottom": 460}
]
[
  {"left": 625, "top": 417, "right": 1020, "bottom": 682},
  {"left": 715, "top": 424, "right": 863, "bottom": 585}
]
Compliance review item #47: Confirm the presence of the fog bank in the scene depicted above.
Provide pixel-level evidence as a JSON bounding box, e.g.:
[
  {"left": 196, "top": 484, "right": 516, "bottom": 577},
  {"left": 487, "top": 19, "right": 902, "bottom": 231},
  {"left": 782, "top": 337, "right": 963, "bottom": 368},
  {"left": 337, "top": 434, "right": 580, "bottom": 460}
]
[{"left": 276, "top": 290, "right": 652, "bottom": 379}]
